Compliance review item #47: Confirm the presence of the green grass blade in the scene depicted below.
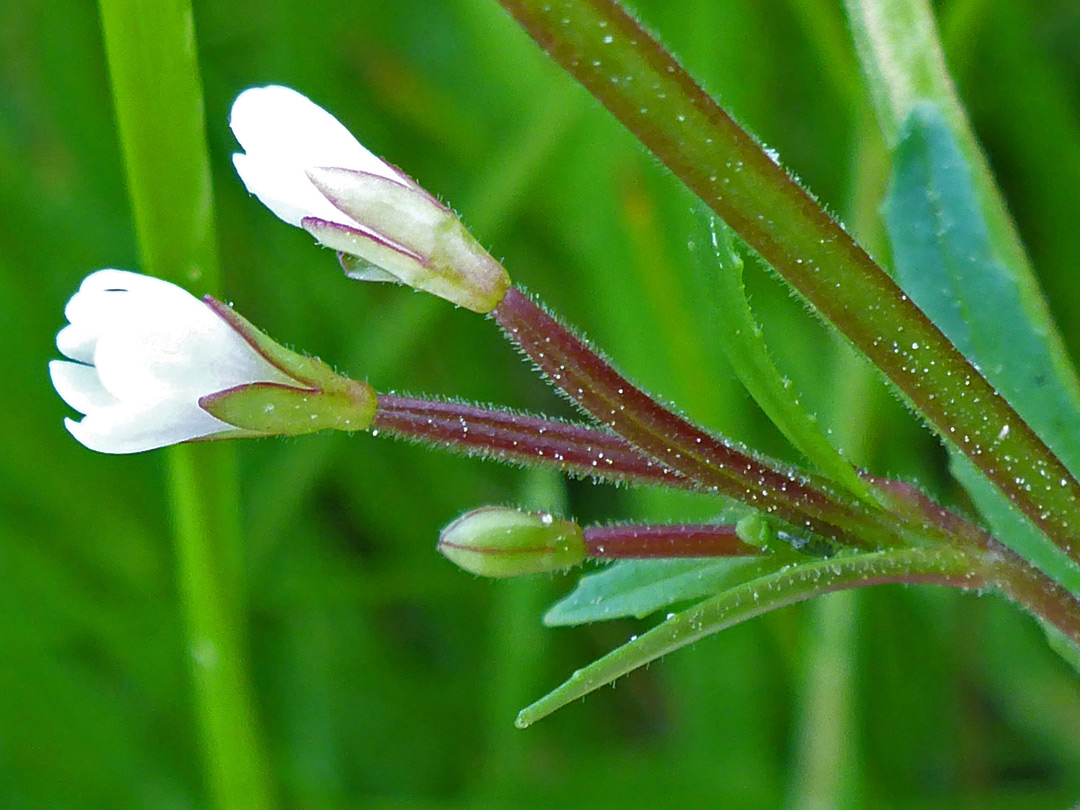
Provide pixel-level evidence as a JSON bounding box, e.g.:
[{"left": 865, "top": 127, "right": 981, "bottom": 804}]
[{"left": 97, "top": 0, "right": 275, "bottom": 807}]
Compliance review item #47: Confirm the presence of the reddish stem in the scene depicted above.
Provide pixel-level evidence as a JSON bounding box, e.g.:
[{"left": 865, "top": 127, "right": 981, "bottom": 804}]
[
  {"left": 495, "top": 0, "right": 1080, "bottom": 564},
  {"left": 493, "top": 286, "right": 903, "bottom": 548},
  {"left": 374, "top": 394, "right": 690, "bottom": 489},
  {"left": 584, "top": 523, "right": 760, "bottom": 559}
]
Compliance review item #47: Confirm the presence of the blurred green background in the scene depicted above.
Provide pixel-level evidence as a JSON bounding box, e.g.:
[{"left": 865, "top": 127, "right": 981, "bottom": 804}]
[{"left": 5, "top": 0, "right": 1080, "bottom": 807}]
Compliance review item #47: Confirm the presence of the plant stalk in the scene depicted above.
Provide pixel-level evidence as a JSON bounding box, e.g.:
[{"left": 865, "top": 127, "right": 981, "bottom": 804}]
[
  {"left": 495, "top": 0, "right": 1080, "bottom": 562},
  {"left": 493, "top": 286, "right": 906, "bottom": 549},
  {"left": 584, "top": 523, "right": 759, "bottom": 558}
]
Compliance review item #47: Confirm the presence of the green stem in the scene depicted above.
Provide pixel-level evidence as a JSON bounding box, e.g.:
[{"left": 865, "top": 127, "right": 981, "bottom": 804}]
[
  {"left": 845, "top": 0, "right": 1080, "bottom": 597},
  {"left": 495, "top": 0, "right": 1080, "bottom": 563},
  {"left": 167, "top": 446, "right": 275, "bottom": 808},
  {"left": 97, "top": 1, "right": 275, "bottom": 807},
  {"left": 787, "top": 591, "right": 859, "bottom": 810}
]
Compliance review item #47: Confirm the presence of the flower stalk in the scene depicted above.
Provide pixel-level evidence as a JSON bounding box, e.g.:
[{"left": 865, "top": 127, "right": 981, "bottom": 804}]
[
  {"left": 439, "top": 507, "right": 763, "bottom": 578},
  {"left": 583, "top": 523, "right": 761, "bottom": 559},
  {"left": 373, "top": 394, "right": 688, "bottom": 489}
]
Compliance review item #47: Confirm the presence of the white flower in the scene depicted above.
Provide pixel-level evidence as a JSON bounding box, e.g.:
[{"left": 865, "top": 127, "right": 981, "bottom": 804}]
[
  {"left": 230, "top": 85, "right": 509, "bottom": 313},
  {"left": 230, "top": 85, "right": 409, "bottom": 236},
  {"left": 50, "top": 270, "right": 299, "bottom": 454}
]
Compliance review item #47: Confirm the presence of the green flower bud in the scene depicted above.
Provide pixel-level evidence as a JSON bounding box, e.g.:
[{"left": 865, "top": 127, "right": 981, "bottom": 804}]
[{"left": 438, "top": 507, "right": 587, "bottom": 578}]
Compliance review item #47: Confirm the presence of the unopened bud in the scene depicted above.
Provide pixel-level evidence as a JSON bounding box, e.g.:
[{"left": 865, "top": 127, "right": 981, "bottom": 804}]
[{"left": 438, "top": 507, "right": 587, "bottom": 578}]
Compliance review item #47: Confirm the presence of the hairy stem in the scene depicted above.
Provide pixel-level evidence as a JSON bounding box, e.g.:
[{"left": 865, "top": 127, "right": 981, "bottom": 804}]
[
  {"left": 374, "top": 393, "right": 688, "bottom": 489},
  {"left": 493, "top": 286, "right": 905, "bottom": 549},
  {"left": 584, "top": 523, "right": 759, "bottom": 559}
]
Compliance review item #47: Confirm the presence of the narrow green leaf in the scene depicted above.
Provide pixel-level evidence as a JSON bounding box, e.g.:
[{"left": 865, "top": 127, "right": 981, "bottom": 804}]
[
  {"left": 884, "top": 102, "right": 1080, "bottom": 595},
  {"left": 518, "top": 545, "right": 978, "bottom": 727},
  {"left": 884, "top": 101, "right": 1080, "bottom": 476},
  {"left": 544, "top": 555, "right": 786, "bottom": 626},
  {"left": 693, "top": 211, "right": 875, "bottom": 503}
]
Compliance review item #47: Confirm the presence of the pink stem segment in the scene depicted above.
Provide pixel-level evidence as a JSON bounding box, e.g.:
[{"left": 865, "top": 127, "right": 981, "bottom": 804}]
[{"left": 584, "top": 523, "right": 760, "bottom": 559}]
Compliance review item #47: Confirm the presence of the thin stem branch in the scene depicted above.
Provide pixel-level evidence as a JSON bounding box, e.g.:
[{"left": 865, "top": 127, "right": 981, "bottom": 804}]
[
  {"left": 584, "top": 523, "right": 759, "bottom": 558},
  {"left": 374, "top": 393, "right": 689, "bottom": 489}
]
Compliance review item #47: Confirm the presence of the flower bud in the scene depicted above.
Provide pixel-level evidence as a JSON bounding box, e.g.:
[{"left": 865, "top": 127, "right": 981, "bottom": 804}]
[
  {"left": 49, "top": 269, "right": 376, "bottom": 454},
  {"left": 230, "top": 85, "right": 509, "bottom": 313},
  {"left": 438, "top": 507, "right": 587, "bottom": 578}
]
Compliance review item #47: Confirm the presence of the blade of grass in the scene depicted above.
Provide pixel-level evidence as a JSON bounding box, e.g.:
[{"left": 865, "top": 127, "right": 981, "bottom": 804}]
[{"left": 97, "top": 1, "right": 275, "bottom": 807}]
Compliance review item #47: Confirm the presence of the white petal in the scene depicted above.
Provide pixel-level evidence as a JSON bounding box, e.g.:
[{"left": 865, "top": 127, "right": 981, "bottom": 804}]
[
  {"left": 233, "top": 152, "right": 362, "bottom": 229},
  {"left": 230, "top": 86, "right": 402, "bottom": 183},
  {"left": 76, "top": 268, "right": 176, "bottom": 296},
  {"left": 229, "top": 85, "right": 408, "bottom": 230},
  {"left": 92, "top": 302, "right": 291, "bottom": 402},
  {"left": 64, "top": 270, "right": 206, "bottom": 355},
  {"left": 64, "top": 398, "right": 233, "bottom": 454},
  {"left": 56, "top": 323, "right": 97, "bottom": 363},
  {"left": 66, "top": 269, "right": 189, "bottom": 321},
  {"left": 49, "top": 360, "right": 118, "bottom": 414}
]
